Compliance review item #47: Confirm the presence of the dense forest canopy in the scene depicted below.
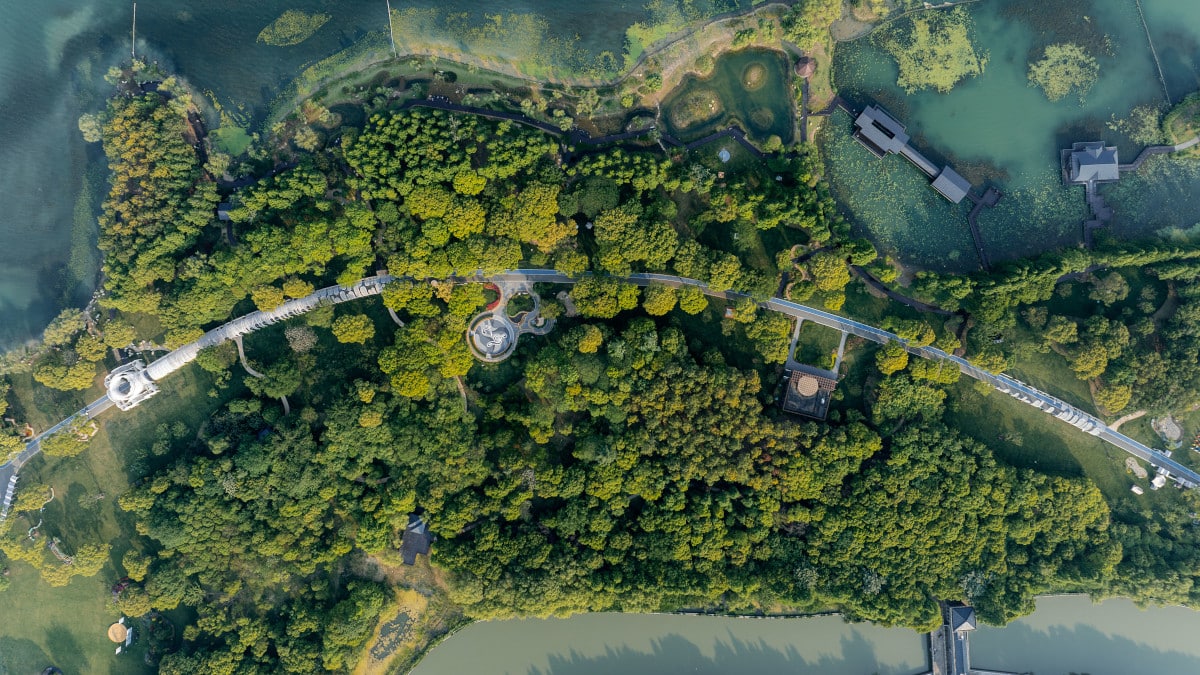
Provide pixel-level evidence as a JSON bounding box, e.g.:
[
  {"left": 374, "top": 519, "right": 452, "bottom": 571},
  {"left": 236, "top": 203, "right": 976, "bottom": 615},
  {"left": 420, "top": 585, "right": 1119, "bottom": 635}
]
[{"left": 7, "top": 17, "right": 1200, "bottom": 670}]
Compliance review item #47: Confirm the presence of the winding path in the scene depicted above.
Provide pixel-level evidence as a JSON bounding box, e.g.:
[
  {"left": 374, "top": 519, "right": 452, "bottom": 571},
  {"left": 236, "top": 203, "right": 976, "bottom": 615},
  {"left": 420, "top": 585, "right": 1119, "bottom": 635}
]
[{"left": 2, "top": 268, "right": 1196, "bottom": 516}]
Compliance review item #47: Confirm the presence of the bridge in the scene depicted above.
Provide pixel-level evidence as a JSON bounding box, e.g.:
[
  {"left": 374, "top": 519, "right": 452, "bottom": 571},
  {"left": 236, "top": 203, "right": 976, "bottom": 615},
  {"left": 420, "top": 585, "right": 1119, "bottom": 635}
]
[{"left": 1, "top": 268, "right": 1196, "bottom": 522}]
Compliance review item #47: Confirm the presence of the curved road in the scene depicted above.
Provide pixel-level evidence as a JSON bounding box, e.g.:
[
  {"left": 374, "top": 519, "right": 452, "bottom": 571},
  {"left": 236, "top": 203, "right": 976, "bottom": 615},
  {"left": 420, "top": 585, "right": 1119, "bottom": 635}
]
[{"left": 2, "top": 268, "right": 1194, "bottom": 521}]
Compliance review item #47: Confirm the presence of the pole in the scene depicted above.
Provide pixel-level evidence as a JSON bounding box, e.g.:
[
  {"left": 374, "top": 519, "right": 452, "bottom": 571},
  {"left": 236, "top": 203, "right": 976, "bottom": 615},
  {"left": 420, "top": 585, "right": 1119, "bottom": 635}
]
[
  {"left": 385, "top": 0, "right": 398, "bottom": 58},
  {"left": 131, "top": 2, "right": 137, "bottom": 60}
]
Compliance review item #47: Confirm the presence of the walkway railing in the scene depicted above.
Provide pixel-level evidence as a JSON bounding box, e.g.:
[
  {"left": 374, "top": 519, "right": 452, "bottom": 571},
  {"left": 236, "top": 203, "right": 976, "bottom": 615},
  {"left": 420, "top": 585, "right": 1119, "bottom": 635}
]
[{"left": 3, "top": 268, "right": 1196, "bottom": 492}]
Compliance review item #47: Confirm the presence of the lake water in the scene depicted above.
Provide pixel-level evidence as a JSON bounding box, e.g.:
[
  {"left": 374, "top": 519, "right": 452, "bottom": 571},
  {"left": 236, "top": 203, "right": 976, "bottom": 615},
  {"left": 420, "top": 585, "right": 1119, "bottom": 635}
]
[
  {"left": 413, "top": 596, "right": 1200, "bottom": 675},
  {"left": 0, "top": 0, "right": 754, "bottom": 348},
  {"left": 825, "top": 0, "right": 1200, "bottom": 270}
]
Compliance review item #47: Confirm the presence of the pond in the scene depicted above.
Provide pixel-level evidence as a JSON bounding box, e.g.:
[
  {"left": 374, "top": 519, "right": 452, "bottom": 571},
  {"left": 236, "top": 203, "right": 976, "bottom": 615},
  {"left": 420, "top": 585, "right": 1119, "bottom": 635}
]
[
  {"left": 661, "top": 48, "right": 795, "bottom": 145},
  {"left": 824, "top": 0, "right": 1200, "bottom": 271},
  {"left": 413, "top": 596, "right": 1200, "bottom": 675}
]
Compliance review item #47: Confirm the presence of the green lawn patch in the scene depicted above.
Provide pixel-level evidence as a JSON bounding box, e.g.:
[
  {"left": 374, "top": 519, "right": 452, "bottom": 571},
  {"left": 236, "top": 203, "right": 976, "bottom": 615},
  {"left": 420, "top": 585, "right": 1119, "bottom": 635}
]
[{"left": 212, "top": 125, "right": 253, "bottom": 156}]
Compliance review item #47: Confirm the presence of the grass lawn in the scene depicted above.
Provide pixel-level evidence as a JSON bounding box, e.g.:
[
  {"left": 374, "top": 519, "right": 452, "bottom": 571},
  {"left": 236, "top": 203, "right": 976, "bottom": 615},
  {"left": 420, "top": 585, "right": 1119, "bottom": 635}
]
[
  {"left": 792, "top": 321, "right": 843, "bottom": 370},
  {"left": 1, "top": 364, "right": 236, "bottom": 675},
  {"left": 943, "top": 380, "right": 1171, "bottom": 505},
  {"left": 1007, "top": 347, "right": 1096, "bottom": 415}
]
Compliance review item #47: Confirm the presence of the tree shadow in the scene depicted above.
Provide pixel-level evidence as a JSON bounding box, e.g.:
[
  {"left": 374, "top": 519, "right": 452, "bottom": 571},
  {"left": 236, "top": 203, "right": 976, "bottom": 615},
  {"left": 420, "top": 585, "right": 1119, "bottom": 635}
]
[
  {"left": 528, "top": 628, "right": 926, "bottom": 675},
  {"left": 43, "top": 622, "right": 89, "bottom": 674},
  {"left": 972, "top": 618, "right": 1200, "bottom": 674},
  {"left": 0, "top": 635, "right": 55, "bottom": 674}
]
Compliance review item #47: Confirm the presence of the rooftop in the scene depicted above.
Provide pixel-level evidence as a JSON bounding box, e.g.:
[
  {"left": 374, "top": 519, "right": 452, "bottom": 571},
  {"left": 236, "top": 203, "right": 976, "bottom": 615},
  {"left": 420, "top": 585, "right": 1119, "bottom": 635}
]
[
  {"left": 852, "top": 106, "right": 910, "bottom": 157},
  {"left": 781, "top": 365, "right": 838, "bottom": 420},
  {"left": 931, "top": 166, "right": 972, "bottom": 204},
  {"left": 1066, "top": 141, "right": 1119, "bottom": 184},
  {"left": 401, "top": 514, "right": 432, "bottom": 565}
]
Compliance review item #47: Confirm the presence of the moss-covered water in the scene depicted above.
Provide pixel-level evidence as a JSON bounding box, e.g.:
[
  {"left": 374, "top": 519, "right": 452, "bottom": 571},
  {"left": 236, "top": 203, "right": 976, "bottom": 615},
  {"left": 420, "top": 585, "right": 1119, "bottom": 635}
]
[
  {"left": 661, "top": 48, "right": 796, "bottom": 144},
  {"left": 825, "top": 0, "right": 1200, "bottom": 271},
  {"left": 0, "top": 0, "right": 752, "bottom": 347}
]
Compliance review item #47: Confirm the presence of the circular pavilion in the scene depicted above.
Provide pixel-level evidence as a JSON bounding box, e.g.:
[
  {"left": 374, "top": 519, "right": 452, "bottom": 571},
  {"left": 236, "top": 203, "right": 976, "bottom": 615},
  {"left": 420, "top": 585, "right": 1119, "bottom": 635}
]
[
  {"left": 466, "top": 313, "right": 518, "bottom": 362},
  {"left": 107, "top": 622, "right": 128, "bottom": 644}
]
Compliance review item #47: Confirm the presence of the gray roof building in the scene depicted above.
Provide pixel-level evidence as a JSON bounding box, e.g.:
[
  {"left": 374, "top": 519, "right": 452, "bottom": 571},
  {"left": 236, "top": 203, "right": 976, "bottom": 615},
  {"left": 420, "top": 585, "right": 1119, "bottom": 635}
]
[
  {"left": 931, "top": 166, "right": 972, "bottom": 204},
  {"left": 401, "top": 514, "right": 432, "bottom": 565},
  {"left": 853, "top": 106, "right": 910, "bottom": 158},
  {"left": 948, "top": 604, "right": 977, "bottom": 633},
  {"left": 1066, "top": 141, "right": 1119, "bottom": 184}
]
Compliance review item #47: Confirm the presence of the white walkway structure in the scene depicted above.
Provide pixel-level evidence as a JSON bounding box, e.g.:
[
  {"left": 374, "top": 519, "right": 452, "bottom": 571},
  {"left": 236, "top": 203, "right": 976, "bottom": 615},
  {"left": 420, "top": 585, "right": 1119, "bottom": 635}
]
[
  {"left": 2, "top": 268, "right": 1197, "bottom": 508},
  {"left": 107, "top": 275, "right": 394, "bottom": 409}
]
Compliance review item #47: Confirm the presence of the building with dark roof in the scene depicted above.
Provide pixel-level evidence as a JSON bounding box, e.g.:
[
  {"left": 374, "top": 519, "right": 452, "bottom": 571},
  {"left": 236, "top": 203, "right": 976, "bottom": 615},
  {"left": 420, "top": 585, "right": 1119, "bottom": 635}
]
[
  {"left": 945, "top": 602, "right": 977, "bottom": 675},
  {"left": 1063, "top": 141, "right": 1120, "bottom": 185},
  {"left": 931, "top": 166, "right": 972, "bottom": 204},
  {"left": 853, "top": 106, "right": 910, "bottom": 158},
  {"left": 400, "top": 514, "right": 432, "bottom": 566},
  {"left": 948, "top": 603, "right": 977, "bottom": 633},
  {"left": 852, "top": 105, "right": 973, "bottom": 203},
  {"left": 781, "top": 364, "right": 838, "bottom": 420}
]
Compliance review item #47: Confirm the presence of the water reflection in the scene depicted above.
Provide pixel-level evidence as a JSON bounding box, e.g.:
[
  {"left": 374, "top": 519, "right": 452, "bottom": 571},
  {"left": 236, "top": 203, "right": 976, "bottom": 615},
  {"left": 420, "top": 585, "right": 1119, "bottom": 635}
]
[
  {"left": 413, "top": 613, "right": 927, "bottom": 675},
  {"left": 529, "top": 629, "right": 926, "bottom": 675}
]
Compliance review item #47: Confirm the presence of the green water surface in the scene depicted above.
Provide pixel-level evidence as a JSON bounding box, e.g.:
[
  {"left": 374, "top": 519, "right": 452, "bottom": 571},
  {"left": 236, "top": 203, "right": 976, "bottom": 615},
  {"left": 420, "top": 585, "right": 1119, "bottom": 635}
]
[
  {"left": 825, "top": 0, "right": 1200, "bottom": 271},
  {"left": 661, "top": 48, "right": 796, "bottom": 144}
]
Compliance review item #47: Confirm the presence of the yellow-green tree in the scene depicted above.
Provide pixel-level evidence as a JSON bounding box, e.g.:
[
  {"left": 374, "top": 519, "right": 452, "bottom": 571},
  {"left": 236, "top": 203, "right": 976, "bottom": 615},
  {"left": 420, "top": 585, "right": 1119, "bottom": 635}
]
[
  {"left": 641, "top": 283, "right": 677, "bottom": 316},
  {"left": 332, "top": 315, "right": 375, "bottom": 344},
  {"left": 876, "top": 342, "right": 909, "bottom": 375}
]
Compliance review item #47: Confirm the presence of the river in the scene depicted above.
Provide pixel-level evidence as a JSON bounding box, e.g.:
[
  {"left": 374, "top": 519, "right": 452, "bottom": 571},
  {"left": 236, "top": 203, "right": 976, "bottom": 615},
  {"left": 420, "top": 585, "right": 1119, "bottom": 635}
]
[{"left": 412, "top": 596, "right": 1200, "bottom": 675}]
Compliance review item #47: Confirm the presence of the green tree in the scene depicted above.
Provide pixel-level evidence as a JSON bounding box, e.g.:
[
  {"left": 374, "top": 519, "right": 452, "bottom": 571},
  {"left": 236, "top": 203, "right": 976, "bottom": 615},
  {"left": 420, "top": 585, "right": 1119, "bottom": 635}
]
[
  {"left": 876, "top": 342, "right": 909, "bottom": 375},
  {"left": 571, "top": 277, "right": 639, "bottom": 319},
  {"left": 678, "top": 285, "right": 709, "bottom": 315},
  {"left": 332, "top": 314, "right": 376, "bottom": 344},
  {"left": 122, "top": 549, "right": 152, "bottom": 582},
  {"left": 641, "top": 283, "right": 678, "bottom": 316}
]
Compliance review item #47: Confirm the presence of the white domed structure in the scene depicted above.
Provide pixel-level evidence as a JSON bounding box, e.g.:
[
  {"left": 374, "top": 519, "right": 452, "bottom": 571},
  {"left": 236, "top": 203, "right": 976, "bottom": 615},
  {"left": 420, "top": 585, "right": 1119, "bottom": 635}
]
[{"left": 105, "top": 361, "right": 160, "bottom": 411}]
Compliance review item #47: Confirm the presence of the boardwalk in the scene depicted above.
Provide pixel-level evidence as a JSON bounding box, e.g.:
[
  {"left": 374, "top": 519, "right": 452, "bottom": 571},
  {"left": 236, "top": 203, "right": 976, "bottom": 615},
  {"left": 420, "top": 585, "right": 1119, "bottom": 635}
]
[{"left": 4, "top": 269, "right": 1198, "bottom": 500}]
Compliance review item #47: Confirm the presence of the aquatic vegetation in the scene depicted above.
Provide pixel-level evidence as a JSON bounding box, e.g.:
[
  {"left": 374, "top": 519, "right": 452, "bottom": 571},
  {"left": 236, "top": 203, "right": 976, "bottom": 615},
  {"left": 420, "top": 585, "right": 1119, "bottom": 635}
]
[
  {"left": 257, "top": 10, "right": 331, "bottom": 47},
  {"left": 1108, "top": 104, "right": 1164, "bottom": 146},
  {"left": 1163, "top": 92, "right": 1200, "bottom": 156},
  {"left": 878, "top": 7, "right": 987, "bottom": 94},
  {"left": 820, "top": 111, "right": 976, "bottom": 271},
  {"left": 1028, "top": 43, "right": 1099, "bottom": 103},
  {"left": 668, "top": 88, "right": 724, "bottom": 129}
]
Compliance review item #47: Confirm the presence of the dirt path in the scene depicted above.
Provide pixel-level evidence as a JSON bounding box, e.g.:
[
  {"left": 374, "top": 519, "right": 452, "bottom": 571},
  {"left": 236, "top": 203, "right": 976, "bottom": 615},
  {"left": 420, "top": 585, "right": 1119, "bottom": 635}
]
[{"left": 1109, "top": 409, "right": 1147, "bottom": 431}]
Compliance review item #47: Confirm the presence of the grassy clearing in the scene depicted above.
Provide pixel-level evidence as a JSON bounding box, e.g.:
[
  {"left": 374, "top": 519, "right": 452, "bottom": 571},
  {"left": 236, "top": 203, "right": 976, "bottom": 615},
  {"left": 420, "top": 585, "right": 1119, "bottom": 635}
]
[
  {"left": 348, "top": 551, "right": 465, "bottom": 675},
  {"left": 1163, "top": 92, "right": 1200, "bottom": 155},
  {"left": 945, "top": 380, "right": 1148, "bottom": 503},
  {"left": 792, "top": 321, "right": 843, "bottom": 370},
  {"left": 212, "top": 126, "right": 253, "bottom": 156},
  {"left": 1, "top": 364, "right": 236, "bottom": 675}
]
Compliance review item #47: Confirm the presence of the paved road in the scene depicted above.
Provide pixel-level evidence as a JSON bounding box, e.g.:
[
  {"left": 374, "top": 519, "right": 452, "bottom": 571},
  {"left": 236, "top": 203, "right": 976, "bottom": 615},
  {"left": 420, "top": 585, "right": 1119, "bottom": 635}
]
[
  {"left": 0, "top": 394, "right": 111, "bottom": 521},
  {"left": 2, "top": 269, "right": 1196, "bottom": 504}
]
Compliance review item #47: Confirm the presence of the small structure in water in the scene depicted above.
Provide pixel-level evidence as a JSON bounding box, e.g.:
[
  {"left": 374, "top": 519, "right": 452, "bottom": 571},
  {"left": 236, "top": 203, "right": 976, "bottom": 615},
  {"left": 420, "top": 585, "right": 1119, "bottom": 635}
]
[
  {"left": 852, "top": 105, "right": 973, "bottom": 204},
  {"left": 923, "top": 601, "right": 1026, "bottom": 675},
  {"left": 1062, "top": 141, "right": 1120, "bottom": 185}
]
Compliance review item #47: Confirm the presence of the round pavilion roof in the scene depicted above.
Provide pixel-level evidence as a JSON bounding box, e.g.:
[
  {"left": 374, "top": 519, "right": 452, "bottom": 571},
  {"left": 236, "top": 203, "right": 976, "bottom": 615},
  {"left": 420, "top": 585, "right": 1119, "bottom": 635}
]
[
  {"left": 793, "top": 375, "right": 819, "bottom": 397},
  {"left": 107, "top": 623, "right": 128, "bottom": 643}
]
